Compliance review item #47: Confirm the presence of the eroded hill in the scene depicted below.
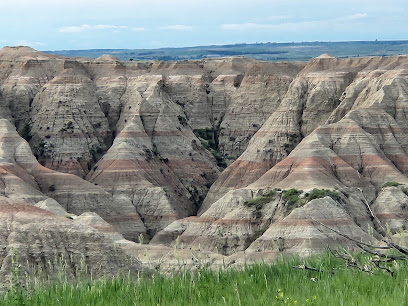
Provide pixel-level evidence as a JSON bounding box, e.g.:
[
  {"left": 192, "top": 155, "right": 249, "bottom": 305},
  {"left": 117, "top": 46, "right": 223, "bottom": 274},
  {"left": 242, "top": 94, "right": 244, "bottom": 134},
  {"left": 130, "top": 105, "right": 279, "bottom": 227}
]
[{"left": 1, "top": 46, "right": 408, "bottom": 283}]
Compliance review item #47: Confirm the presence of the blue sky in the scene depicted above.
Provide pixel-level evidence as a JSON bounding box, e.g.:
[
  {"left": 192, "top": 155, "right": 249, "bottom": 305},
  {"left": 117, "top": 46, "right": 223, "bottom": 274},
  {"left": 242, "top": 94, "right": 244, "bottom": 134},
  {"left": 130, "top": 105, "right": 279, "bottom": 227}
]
[{"left": 1, "top": 0, "right": 407, "bottom": 50}]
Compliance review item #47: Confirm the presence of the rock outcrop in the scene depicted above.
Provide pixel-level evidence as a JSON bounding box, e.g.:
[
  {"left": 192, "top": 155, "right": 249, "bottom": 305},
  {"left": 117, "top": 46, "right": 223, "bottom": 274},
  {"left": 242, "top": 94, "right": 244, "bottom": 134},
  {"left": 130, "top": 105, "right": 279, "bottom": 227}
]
[
  {"left": 0, "top": 47, "right": 304, "bottom": 239},
  {"left": 2, "top": 46, "right": 408, "bottom": 273},
  {"left": 153, "top": 54, "right": 408, "bottom": 258},
  {"left": 0, "top": 197, "right": 146, "bottom": 289}
]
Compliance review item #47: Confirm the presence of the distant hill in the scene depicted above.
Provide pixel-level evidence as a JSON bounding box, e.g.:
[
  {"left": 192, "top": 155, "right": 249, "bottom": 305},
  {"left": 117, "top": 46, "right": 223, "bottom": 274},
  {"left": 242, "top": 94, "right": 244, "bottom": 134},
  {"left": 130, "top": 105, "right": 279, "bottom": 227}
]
[{"left": 45, "top": 40, "right": 408, "bottom": 62}]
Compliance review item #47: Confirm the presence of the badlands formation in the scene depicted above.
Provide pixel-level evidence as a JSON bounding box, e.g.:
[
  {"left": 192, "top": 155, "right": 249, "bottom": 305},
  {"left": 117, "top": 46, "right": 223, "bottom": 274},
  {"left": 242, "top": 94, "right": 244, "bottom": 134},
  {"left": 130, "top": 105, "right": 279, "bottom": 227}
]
[{"left": 1, "top": 46, "right": 408, "bottom": 284}]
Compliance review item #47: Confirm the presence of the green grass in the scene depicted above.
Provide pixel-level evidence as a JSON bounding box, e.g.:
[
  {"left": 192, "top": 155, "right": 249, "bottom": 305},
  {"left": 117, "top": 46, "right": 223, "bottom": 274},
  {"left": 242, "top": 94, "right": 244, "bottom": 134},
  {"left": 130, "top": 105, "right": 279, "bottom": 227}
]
[{"left": 2, "top": 252, "right": 408, "bottom": 305}]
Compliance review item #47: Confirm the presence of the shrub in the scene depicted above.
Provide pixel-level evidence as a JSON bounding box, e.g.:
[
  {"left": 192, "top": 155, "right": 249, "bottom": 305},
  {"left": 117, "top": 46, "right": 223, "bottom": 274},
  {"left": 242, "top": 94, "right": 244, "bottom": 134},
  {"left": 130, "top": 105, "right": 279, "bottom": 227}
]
[
  {"left": 193, "top": 128, "right": 214, "bottom": 141},
  {"left": 244, "top": 190, "right": 277, "bottom": 218},
  {"left": 282, "top": 188, "right": 303, "bottom": 205},
  {"left": 193, "top": 128, "right": 227, "bottom": 168},
  {"left": 151, "top": 145, "right": 159, "bottom": 156},
  {"left": 383, "top": 181, "right": 402, "bottom": 188},
  {"left": 21, "top": 123, "right": 32, "bottom": 141},
  {"left": 38, "top": 141, "right": 46, "bottom": 156},
  {"left": 307, "top": 188, "right": 340, "bottom": 202},
  {"left": 177, "top": 115, "right": 187, "bottom": 127},
  {"left": 48, "top": 185, "right": 56, "bottom": 192},
  {"left": 59, "top": 121, "right": 74, "bottom": 133},
  {"left": 244, "top": 190, "right": 277, "bottom": 207},
  {"left": 282, "top": 189, "right": 305, "bottom": 214},
  {"left": 211, "top": 149, "right": 227, "bottom": 168},
  {"left": 90, "top": 145, "right": 104, "bottom": 160}
]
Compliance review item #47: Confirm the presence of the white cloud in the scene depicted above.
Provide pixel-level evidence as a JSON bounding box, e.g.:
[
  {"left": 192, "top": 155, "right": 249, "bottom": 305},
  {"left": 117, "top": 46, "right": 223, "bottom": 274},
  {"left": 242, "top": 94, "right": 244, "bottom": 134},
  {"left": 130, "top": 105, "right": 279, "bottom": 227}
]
[
  {"left": 13, "top": 40, "right": 45, "bottom": 47},
  {"left": 59, "top": 24, "right": 128, "bottom": 33},
  {"left": 341, "top": 13, "right": 368, "bottom": 20},
  {"left": 158, "top": 25, "right": 193, "bottom": 31},
  {"left": 252, "top": 15, "right": 295, "bottom": 22},
  {"left": 131, "top": 27, "right": 146, "bottom": 31},
  {"left": 221, "top": 13, "right": 368, "bottom": 32},
  {"left": 221, "top": 23, "right": 277, "bottom": 31}
]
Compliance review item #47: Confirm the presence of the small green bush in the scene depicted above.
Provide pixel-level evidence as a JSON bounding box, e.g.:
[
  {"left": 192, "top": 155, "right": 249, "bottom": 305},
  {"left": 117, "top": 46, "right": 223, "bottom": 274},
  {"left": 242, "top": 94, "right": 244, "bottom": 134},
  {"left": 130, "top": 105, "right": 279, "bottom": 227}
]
[
  {"left": 211, "top": 149, "right": 227, "bottom": 168},
  {"left": 48, "top": 185, "right": 56, "bottom": 192},
  {"left": 177, "top": 115, "right": 187, "bottom": 127},
  {"left": 90, "top": 145, "right": 104, "bottom": 160},
  {"left": 244, "top": 190, "right": 277, "bottom": 218},
  {"left": 21, "top": 123, "right": 32, "bottom": 141},
  {"left": 282, "top": 189, "right": 305, "bottom": 213},
  {"left": 383, "top": 181, "right": 402, "bottom": 188},
  {"left": 307, "top": 188, "right": 340, "bottom": 202},
  {"left": 193, "top": 128, "right": 214, "bottom": 141},
  {"left": 193, "top": 128, "right": 227, "bottom": 168},
  {"left": 59, "top": 121, "right": 74, "bottom": 133},
  {"left": 244, "top": 190, "right": 277, "bottom": 207},
  {"left": 151, "top": 145, "right": 159, "bottom": 156},
  {"left": 282, "top": 189, "right": 303, "bottom": 205}
]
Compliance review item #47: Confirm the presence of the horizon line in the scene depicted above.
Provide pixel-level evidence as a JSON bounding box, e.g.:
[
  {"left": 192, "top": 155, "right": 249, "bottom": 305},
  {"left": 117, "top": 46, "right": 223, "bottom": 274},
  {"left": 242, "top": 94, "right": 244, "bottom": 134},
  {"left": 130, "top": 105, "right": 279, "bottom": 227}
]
[{"left": 40, "top": 38, "right": 408, "bottom": 52}]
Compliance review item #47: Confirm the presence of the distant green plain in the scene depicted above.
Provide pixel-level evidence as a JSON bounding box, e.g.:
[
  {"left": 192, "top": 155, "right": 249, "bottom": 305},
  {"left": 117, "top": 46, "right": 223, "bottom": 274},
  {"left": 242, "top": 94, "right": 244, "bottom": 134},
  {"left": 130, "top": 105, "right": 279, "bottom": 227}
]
[{"left": 47, "top": 40, "right": 408, "bottom": 62}]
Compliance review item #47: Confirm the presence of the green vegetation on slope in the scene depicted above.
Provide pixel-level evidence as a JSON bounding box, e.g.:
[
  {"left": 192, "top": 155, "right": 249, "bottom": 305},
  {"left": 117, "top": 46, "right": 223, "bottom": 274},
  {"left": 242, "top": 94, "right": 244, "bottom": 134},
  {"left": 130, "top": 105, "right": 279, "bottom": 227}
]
[
  {"left": 244, "top": 189, "right": 278, "bottom": 218},
  {"left": 244, "top": 188, "right": 341, "bottom": 218},
  {"left": 382, "top": 181, "right": 402, "bottom": 188},
  {"left": 2, "top": 252, "right": 407, "bottom": 305},
  {"left": 306, "top": 188, "right": 340, "bottom": 202},
  {"left": 193, "top": 128, "right": 227, "bottom": 168},
  {"left": 244, "top": 189, "right": 277, "bottom": 207}
]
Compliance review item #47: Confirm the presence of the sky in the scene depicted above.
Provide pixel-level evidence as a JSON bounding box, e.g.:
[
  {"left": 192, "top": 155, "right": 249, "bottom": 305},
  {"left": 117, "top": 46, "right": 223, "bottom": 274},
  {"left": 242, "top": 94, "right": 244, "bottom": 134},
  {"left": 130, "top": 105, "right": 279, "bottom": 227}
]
[{"left": 0, "top": 0, "right": 407, "bottom": 51}]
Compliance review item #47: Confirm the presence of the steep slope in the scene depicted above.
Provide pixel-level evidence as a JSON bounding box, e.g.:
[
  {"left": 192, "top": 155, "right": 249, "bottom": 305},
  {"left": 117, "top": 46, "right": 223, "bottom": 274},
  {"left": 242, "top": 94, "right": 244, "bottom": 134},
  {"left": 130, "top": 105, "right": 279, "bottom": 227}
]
[
  {"left": 201, "top": 55, "right": 408, "bottom": 213},
  {"left": 2, "top": 47, "right": 408, "bottom": 264},
  {"left": 0, "top": 198, "right": 145, "bottom": 289},
  {"left": 153, "top": 54, "right": 408, "bottom": 257},
  {"left": 0, "top": 47, "right": 303, "bottom": 240},
  {"left": 0, "top": 118, "right": 146, "bottom": 240}
]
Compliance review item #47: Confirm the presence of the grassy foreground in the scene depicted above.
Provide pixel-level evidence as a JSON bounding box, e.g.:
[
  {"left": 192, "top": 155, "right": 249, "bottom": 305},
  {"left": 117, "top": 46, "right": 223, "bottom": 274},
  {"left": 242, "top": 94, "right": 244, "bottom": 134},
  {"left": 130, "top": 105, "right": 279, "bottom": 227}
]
[{"left": 1, "top": 252, "right": 407, "bottom": 305}]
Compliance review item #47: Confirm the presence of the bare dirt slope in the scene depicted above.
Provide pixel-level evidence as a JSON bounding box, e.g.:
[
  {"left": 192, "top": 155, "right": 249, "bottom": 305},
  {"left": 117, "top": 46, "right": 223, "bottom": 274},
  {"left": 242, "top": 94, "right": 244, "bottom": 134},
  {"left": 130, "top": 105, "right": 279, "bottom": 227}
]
[{"left": 1, "top": 47, "right": 408, "bottom": 278}]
